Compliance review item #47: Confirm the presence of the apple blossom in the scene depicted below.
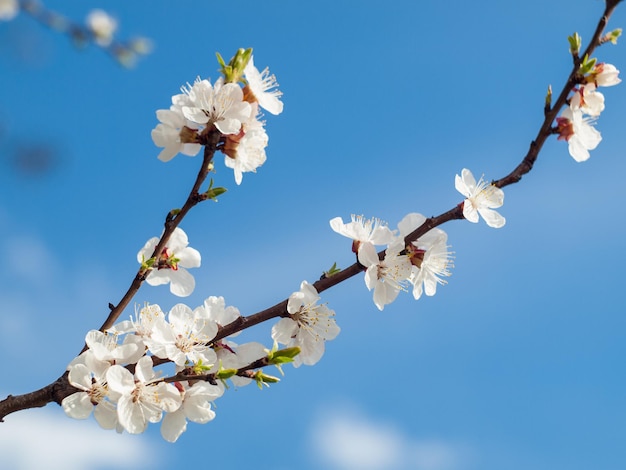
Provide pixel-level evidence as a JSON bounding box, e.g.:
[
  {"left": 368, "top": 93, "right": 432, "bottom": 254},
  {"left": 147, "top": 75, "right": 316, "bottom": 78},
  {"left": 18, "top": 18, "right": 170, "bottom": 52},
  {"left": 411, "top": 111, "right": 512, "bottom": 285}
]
[
  {"left": 138, "top": 227, "right": 201, "bottom": 297},
  {"left": 272, "top": 281, "right": 339, "bottom": 366},
  {"left": 455, "top": 168, "right": 506, "bottom": 228},
  {"left": 555, "top": 107, "right": 602, "bottom": 162}
]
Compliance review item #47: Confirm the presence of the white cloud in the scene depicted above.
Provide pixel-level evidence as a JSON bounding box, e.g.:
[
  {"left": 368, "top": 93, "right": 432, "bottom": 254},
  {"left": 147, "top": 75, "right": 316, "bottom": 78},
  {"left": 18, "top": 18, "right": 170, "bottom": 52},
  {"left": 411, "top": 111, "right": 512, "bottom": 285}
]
[
  {"left": 0, "top": 407, "right": 162, "bottom": 470},
  {"left": 3, "top": 234, "right": 58, "bottom": 285},
  {"left": 310, "top": 405, "right": 471, "bottom": 470}
]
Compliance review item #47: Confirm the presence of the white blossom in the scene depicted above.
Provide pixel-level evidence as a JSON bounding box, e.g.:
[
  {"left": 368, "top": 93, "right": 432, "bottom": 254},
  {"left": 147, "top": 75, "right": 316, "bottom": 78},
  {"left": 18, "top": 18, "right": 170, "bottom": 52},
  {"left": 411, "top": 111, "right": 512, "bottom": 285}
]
[
  {"left": 272, "top": 281, "right": 339, "bottom": 366},
  {"left": 160, "top": 381, "right": 224, "bottom": 443},
  {"left": 330, "top": 214, "right": 396, "bottom": 265},
  {"left": 359, "top": 241, "right": 412, "bottom": 311},
  {"left": 222, "top": 104, "right": 268, "bottom": 185},
  {"left": 138, "top": 227, "right": 201, "bottom": 297},
  {"left": 570, "top": 84, "right": 605, "bottom": 116},
  {"left": 84, "top": 329, "right": 145, "bottom": 365},
  {"left": 244, "top": 56, "right": 284, "bottom": 115},
  {"left": 62, "top": 352, "right": 118, "bottom": 430},
  {"left": 397, "top": 213, "right": 454, "bottom": 300},
  {"left": 587, "top": 62, "right": 621, "bottom": 87},
  {"left": 147, "top": 303, "right": 218, "bottom": 370},
  {"left": 151, "top": 105, "right": 201, "bottom": 162},
  {"left": 455, "top": 168, "right": 506, "bottom": 228},
  {"left": 181, "top": 78, "right": 251, "bottom": 134},
  {"left": 556, "top": 107, "right": 602, "bottom": 162},
  {"left": 106, "top": 356, "right": 182, "bottom": 434}
]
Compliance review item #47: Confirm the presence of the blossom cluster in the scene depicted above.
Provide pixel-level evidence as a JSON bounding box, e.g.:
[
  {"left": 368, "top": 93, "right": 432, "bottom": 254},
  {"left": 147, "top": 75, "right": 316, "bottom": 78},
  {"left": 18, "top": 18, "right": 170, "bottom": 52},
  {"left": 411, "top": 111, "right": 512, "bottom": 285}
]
[
  {"left": 62, "top": 298, "right": 266, "bottom": 442},
  {"left": 331, "top": 213, "right": 454, "bottom": 310},
  {"left": 331, "top": 169, "right": 507, "bottom": 310},
  {"left": 151, "top": 50, "right": 283, "bottom": 185},
  {"left": 556, "top": 57, "right": 621, "bottom": 161},
  {"left": 62, "top": 280, "right": 340, "bottom": 441}
]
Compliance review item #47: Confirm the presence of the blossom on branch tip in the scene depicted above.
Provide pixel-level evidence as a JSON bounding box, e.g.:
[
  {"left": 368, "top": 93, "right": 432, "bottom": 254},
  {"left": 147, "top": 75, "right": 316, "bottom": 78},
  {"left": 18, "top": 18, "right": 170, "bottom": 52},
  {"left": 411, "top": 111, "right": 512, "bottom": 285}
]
[
  {"left": 271, "top": 281, "right": 340, "bottom": 367},
  {"left": 243, "top": 56, "right": 284, "bottom": 115},
  {"left": 455, "top": 168, "right": 506, "bottom": 228},
  {"left": 181, "top": 78, "right": 251, "bottom": 135},
  {"left": 556, "top": 107, "right": 602, "bottom": 162},
  {"left": 137, "top": 227, "right": 201, "bottom": 297}
]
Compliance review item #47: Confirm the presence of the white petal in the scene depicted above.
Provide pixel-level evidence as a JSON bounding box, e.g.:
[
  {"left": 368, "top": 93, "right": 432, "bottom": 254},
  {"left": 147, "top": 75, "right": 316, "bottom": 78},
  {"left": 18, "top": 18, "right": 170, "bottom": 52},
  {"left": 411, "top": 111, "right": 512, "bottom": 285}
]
[
  {"left": 161, "top": 410, "right": 187, "bottom": 443},
  {"left": 272, "top": 318, "right": 298, "bottom": 344},
  {"left": 169, "top": 268, "right": 196, "bottom": 297},
  {"left": 479, "top": 208, "right": 506, "bottom": 228},
  {"left": 62, "top": 392, "right": 93, "bottom": 420}
]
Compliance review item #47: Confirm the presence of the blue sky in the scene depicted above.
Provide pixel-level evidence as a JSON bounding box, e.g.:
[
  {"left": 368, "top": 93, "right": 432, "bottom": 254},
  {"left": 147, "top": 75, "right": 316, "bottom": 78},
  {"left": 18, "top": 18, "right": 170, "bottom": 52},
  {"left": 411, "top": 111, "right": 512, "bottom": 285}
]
[{"left": 0, "top": 1, "right": 625, "bottom": 469}]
